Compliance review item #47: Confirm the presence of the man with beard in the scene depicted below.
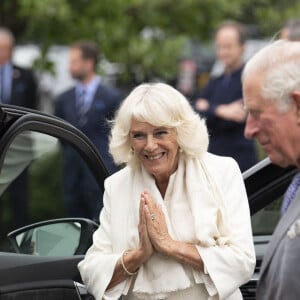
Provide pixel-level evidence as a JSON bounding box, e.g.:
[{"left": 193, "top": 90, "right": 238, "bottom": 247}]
[{"left": 55, "top": 41, "right": 122, "bottom": 220}]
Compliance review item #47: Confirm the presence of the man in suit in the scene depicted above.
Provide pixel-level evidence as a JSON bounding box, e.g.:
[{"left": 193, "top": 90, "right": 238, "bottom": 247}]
[
  {"left": 193, "top": 21, "right": 257, "bottom": 172},
  {"left": 55, "top": 41, "right": 122, "bottom": 220},
  {"left": 0, "top": 28, "right": 38, "bottom": 109},
  {"left": 0, "top": 27, "right": 38, "bottom": 229},
  {"left": 243, "top": 40, "right": 300, "bottom": 299}
]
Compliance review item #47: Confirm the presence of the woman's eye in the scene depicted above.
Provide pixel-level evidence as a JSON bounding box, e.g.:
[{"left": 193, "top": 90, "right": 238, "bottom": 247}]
[
  {"left": 132, "top": 133, "right": 145, "bottom": 140},
  {"left": 154, "top": 130, "right": 168, "bottom": 137}
]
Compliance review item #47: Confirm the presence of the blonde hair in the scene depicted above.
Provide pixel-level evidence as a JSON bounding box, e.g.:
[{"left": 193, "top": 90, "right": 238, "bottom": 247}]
[{"left": 109, "top": 82, "right": 209, "bottom": 167}]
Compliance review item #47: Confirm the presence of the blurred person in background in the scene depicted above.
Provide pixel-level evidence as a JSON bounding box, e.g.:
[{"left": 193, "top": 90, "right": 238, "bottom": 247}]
[
  {"left": 243, "top": 39, "right": 300, "bottom": 300},
  {"left": 280, "top": 17, "right": 300, "bottom": 41},
  {"left": 193, "top": 20, "right": 257, "bottom": 172},
  {"left": 0, "top": 27, "right": 38, "bottom": 229},
  {"left": 55, "top": 40, "right": 122, "bottom": 220}
]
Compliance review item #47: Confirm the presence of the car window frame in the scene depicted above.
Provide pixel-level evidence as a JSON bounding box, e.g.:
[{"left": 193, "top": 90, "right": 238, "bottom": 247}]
[
  {"left": 243, "top": 158, "right": 297, "bottom": 215},
  {"left": 0, "top": 105, "right": 109, "bottom": 192}
]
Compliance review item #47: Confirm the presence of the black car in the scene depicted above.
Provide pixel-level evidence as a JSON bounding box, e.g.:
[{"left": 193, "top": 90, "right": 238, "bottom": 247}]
[{"left": 0, "top": 105, "right": 297, "bottom": 300}]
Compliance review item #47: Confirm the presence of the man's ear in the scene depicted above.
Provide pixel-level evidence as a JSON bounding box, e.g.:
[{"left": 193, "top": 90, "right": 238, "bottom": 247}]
[{"left": 291, "top": 91, "right": 300, "bottom": 124}]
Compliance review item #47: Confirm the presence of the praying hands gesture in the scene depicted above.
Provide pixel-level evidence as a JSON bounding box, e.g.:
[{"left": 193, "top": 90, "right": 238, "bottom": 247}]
[
  {"left": 139, "top": 191, "right": 173, "bottom": 255},
  {"left": 138, "top": 190, "right": 204, "bottom": 270},
  {"left": 108, "top": 190, "right": 204, "bottom": 290}
]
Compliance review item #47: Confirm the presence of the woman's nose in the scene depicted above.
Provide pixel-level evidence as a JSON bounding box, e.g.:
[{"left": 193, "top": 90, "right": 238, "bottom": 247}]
[{"left": 144, "top": 135, "right": 157, "bottom": 151}]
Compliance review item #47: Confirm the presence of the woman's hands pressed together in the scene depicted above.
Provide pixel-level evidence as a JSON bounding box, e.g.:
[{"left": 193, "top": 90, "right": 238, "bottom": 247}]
[
  {"left": 140, "top": 191, "right": 174, "bottom": 255},
  {"left": 137, "top": 192, "right": 154, "bottom": 262},
  {"left": 138, "top": 190, "right": 204, "bottom": 271},
  {"left": 107, "top": 189, "right": 203, "bottom": 291}
]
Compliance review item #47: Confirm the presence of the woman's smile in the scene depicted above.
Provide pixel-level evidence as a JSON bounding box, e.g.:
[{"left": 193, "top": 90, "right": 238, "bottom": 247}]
[{"left": 145, "top": 152, "right": 165, "bottom": 161}]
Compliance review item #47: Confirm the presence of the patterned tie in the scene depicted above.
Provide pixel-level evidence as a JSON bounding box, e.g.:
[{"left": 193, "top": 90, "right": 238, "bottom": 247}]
[
  {"left": 281, "top": 172, "right": 300, "bottom": 215},
  {"left": 77, "top": 88, "right": 87, "bottom": 125}
]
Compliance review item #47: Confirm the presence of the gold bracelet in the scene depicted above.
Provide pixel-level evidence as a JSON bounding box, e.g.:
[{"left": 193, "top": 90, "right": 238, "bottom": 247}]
[{"left": 120, "top": 249, "right": 138, "bottom": 276}]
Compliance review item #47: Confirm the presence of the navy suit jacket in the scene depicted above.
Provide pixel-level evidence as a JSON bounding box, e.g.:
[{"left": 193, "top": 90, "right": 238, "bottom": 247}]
[
  {"left": 10, "top": 65, "right": 38, "bottom": 109},
  {"left": 55, "top": 82, "right": 123, "bottom": 173}
]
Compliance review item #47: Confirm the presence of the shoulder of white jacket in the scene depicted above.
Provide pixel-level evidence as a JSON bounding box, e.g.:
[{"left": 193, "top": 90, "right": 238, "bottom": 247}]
[
  {"left": 204, "top": 152, "right": 238, "bottom": 166},
  {"left": 105, "top": 166, "right": 131, "bottom": 183}
]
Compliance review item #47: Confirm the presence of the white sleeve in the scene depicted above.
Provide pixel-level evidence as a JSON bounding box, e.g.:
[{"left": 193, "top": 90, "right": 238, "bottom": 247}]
[
  {"left": 78, "top": 178, "right": 129, "bottom": 300},
  {"left": 196, "top": 160, "right": 256, "bottom": 299}
]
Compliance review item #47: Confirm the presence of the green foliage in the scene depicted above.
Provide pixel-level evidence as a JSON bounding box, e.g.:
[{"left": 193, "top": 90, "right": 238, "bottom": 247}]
[
  {"left": 254, "top": 1, "right": 300, "bottom": 37},
  {"left": 17, "top": 0, "right": 72, "bottom": 43},
  {"left": 4, "top": 0, "right": 244, "bottom": 83},
  {"left": 1, "top": 0, "right": 298, "bottom": 84}
]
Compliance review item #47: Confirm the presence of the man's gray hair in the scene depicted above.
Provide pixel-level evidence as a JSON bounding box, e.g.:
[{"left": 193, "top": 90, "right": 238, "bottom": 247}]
[{"left": 242, "top": 39, "right": 300, "bottom": 112}]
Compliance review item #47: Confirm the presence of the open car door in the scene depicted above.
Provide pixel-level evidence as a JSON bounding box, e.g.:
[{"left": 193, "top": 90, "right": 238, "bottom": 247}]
[{"left": 0, "top": 105, "right": 108, "bottom": 299}]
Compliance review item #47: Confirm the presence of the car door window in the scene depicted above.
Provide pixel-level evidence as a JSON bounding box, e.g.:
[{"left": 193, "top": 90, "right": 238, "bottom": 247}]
[
  {"left": 14, "top": 222, "right": 81, "bottom": 256},
  {"left": 0, "top": 129, "right": 104, "bottom": 251},
  {"left": 0, "top": 130, "right": 58, "bottom": 196},
  {"left": 251, "top": 196, "right": 283, "bottom": 235}
]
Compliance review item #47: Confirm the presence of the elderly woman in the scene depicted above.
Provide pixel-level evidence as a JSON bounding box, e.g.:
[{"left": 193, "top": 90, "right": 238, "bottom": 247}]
[{"left": 78, "top": 83, "right": 255, "bottom": 300}]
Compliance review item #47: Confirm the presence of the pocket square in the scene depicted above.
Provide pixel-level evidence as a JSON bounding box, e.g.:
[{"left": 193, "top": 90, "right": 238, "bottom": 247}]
[{"left": 287, "top": 219, "right": 300, "bottom": 239}]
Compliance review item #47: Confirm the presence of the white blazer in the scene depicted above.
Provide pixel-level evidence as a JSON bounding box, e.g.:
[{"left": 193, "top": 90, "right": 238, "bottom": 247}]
[{"left": 78, "top": 153, "right": 255, "bottom": 300}]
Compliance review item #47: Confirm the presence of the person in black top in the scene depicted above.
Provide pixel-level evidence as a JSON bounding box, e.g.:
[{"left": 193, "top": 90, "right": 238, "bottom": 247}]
[{"left": 193, "top": 21, "right": 257, "bottom": 172}]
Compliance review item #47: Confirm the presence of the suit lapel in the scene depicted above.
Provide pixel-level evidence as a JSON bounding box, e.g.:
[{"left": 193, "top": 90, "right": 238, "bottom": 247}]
[
  {"left": 89, "top": 84, "right": 100, "bottom": 109},
  {"left": 85, "top": 82, "right": 102, "bottom": 113},
  {"left": 85, "top": 83, "right": 107, "bottom": 118},
  {"left": 10, "top": 66, "right": 20, "bottom": 104},
  {"left": 259, "top": 190, "right": 300, "bottom": 278},
  {"left": 93, "top": 83, "right": 105, "bottom": 102},
  {"left": 67, "top": 89, "right": 78, "bottom": 124}
]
